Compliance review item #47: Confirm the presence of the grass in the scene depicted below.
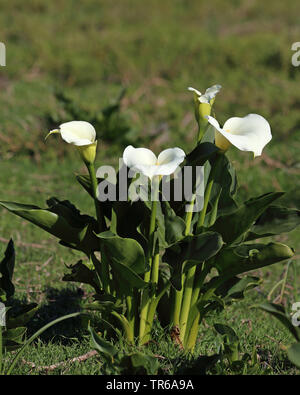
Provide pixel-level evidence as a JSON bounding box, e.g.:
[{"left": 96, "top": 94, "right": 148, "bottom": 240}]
[{"left": 0, "top": 0, "right": 299, "bottom": 374}]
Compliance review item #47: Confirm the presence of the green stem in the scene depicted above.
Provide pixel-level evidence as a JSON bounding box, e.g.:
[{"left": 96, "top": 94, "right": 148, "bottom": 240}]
[
  {"left": 139, "top": 194, "right": 158, "bottom": 345},
  {"left": 141, "top": 283, "right": 171, "bottom": 344},
  {"left": 196, "top": 177, "right": 214, "bottom": 232},
  {"left": 197, "top": 124, "right": 205, "bottom": 144},
  {"left": 184, "top": 194, "right": 196, "bottom": 236},
  {"left": 86, "top": 163, "right": 106, "bottom": 232},
  {"left": 186, "top": 312, "right": 201, "bottom": 352},
  {"left": 179, "top": 264, "right": 196, "bottom": 343},
  {"left": 126, "top": 295, "right": 135, "bottom": 342},
  {"left": 86, "top": 163, "right": 110, "bottom": 294},
  {"left": 171, "top": 193, "right": 195, "bottom": 330},
  {"left": 184, "top": 264, "right": 209, "bottom": 348},
  {"left": 179, "top": 156, "right": 220, "bottom": 346},
  {"left": 171, "top": 283, "right": 184, "bottom": 328}
]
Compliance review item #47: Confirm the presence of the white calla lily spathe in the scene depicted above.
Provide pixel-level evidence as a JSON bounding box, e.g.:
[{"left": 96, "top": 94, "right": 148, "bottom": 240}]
[
  {"left": 188, "top": 84, "right": 222, "bottom": 104},
  {"left": 207, "top": 113, "right": 272, "bottom": 157},
  {"left": 46, "top": 121, "right": 98, "bottom": 164},
  {"left": 123, "top": 145, "right": 186, "bottom": 179},
  {"left": 48, "top": 121, "right": 96, "bottom": 146}
]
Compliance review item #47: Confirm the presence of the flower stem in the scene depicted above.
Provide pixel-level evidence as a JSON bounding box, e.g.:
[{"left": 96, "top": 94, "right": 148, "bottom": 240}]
[
  {"left": 179, "top": 263, "right": 196, "bottom": 343},
  {"left": 170, "top": 193, "right": 195, "bottom": 332},
  {"left": 86, "top": 162, "right": 110, "bottom": 294},
  {"left": 179, "top": 155, "right": 220, "bottom": 347},
  {"left": 86, "top": 163, "right": 106, "bottom": 232},
  {"left": 139, "top": 193, "right": 158, "bottom": 345}
]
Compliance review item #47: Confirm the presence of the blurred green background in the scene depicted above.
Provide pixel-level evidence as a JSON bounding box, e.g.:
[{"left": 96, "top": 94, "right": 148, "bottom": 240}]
[{"left": 0, "top": 0, "right": 299, "bottom": 374}]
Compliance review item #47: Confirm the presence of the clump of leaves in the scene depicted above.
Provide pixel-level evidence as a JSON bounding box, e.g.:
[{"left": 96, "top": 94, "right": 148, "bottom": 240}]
[{"left": 89, "top": 326, "right": 160, "bottom": 375}]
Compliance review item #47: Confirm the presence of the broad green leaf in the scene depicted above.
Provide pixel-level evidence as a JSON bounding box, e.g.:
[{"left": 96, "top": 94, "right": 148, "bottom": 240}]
[
  {"left": 212, "top": 242, "right": 294, "bottom": 278},
  {"left": 161, "top": 200, "right": 185, "bottom": 246},
  {"left": 210, "top": 192, "right": 284, "bottom": 244},
  {"left": 259, "top": 302, "right": 300, "bottom": 342},
  {"left": 96, "top": 232, "right": 147, "bottom": 292},
  {"left": 0, "top": 239, "right": 15, "bottom": 300},
  {"left": 164, "top": 232, "right": 223, "bottom": 290},
  {"left": 204, "top": 153, "right": 238, "bottom": 226},
  {"left": 287, "top": 343, "right": 300, "bottom": 368},
  {"left": 97, "top": 232, "right": 145, "bottom": 274},
  {"left": 223, "top": 276, "right": 261, "bottom": 301},
  {"left": 62, "top": 260, "right": 100, "bottom": 293},
  {"left": 185, "top": 142, "right": 219, "bottom": 167},
  {"left": 0, "top": 200, "right": 99, "bottom": 253},
  {"left": 111, "top": 200, "right": 148, "bottom": 251},
  {"left": 246, "top": 206, "right": 300, "bottom": 241}
]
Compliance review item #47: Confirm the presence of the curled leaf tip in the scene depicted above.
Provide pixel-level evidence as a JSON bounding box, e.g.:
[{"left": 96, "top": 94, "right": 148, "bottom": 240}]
[{"left": 45, "top": 129, "right": 60, "bottom": 141}]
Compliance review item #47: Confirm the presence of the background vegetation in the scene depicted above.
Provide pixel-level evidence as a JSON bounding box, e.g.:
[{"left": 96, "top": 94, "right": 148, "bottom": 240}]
[{"left": 0, "top": 0, "right": 299, "bottom": 374}]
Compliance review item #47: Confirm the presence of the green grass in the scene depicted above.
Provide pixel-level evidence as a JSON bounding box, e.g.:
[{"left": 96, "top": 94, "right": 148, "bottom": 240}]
[{"left": 0, "top": 0, "right": 299, "bottom": 374}]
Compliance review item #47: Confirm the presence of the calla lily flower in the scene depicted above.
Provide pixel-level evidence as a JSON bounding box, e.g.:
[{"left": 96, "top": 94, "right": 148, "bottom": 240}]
[
  {"left": 207, "top": 114, "right": 272, "bottom": 157},
  {"left": 123, "top": 145, "right": 186, "bottom": 179},
  {"left": 188, "top": 85, "right": 222, "bottom": 143},
  {"left": 188, "top": 84, "right": 222, "bottom": 104},
  {"left": 46, "top": 121, "right": 97, "bottom": 164}
]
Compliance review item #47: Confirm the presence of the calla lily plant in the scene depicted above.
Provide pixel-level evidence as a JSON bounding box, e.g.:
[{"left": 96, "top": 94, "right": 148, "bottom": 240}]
[{"left": 0, "top": 84, "right": 298, "bottom": 357}]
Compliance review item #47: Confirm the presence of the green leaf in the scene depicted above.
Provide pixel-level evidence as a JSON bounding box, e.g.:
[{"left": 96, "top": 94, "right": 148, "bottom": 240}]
[
  {"left": 221, "top": 276, "right": 261, "bottom": 301},
  {"left": 62, "top": 260, "right": 100, "bottom": 293},
  {"left": 111, "top": 201, "right": 148, "bottom": 250},
  {"left": 204, "top": 154, "right": 238, "bottom": 226},
  {"left": 212, "top": 242, "right": 294, "bottom": 278},
  {"left": 97, "top": 232, "right": 145, "bottom": 274},
  {"left": 0, "top": 239, "right": 15, "bottom": 300},
  {"left": 259, "top": 302, "right": 300, "bottom": 342},
  {"left": 246, "top": 206, "right": 300, "bottom": 241},
  {"left": 88, "top": 326, "right": 117, "bottom": 363},
  {"left": 164, "top": 232, "right": 223, "bottom": 290},
  {"left": 97, "top": 232, "right": 147, "bottom": 292},
  {"left": 185, "top": 142, "right": 219, "bottom": 167},
  {"left": 161, "top": 200, "right": 185, "bottom": 246},
  {"left": 210, "top": 192, "right": 284, "bottom": 244},
  {"left": 0, "top": 200, "right": 99, "bottom": 253},
  {"left": 76, "top": 174, "right": 93, "bottom": 197},
  {"left": 287, "top": 343, "right": 300, "bottom": 368},
  {"left": 83, "top": 295, "right": 123, "bottom": 314}
]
